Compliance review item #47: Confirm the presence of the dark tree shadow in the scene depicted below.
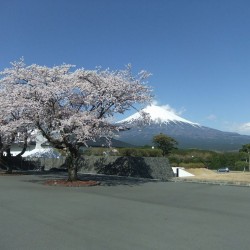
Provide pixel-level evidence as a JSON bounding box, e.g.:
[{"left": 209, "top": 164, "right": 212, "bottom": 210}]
[
  {"left": 8, "top": 156, "right": 165, "bottom": 187},
  {"left": 0, "top": 155, "right": 42, "bottom": 172},
  {"left": 21, "top": 171, "right": 159, "bottom": 187}
]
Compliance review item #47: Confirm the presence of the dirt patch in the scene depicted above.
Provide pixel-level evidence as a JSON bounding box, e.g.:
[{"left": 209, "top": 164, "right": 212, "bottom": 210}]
[
  {"left": 185, "top": 168, "right": 250, "bottom": 183},
  {"left": 44, "top": 179, "right": 101, "bottom": 187}
]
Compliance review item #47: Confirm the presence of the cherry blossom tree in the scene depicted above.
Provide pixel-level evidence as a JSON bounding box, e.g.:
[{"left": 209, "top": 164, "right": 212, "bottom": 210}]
[
  {"left": 0, "top": 61, "right": 35, "bottom": 172},
  {"left": 0, "top": 59, "right": 153, "bottom": 180}
]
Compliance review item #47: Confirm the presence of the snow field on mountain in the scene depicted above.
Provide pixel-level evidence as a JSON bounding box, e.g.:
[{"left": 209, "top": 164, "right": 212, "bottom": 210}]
[{"left": 118, "top": 105, "right": 200, "bottom": 126}]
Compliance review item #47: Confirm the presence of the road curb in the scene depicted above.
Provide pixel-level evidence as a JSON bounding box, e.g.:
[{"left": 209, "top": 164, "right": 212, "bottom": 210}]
[{"left": 170, "top": 177, "right": 250, "bottom": 187}]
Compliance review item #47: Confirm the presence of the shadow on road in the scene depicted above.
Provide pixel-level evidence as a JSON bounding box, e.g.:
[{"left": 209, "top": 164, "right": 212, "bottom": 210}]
[{"left": 20, "top": 170, "right": 161, "bottom": 187}]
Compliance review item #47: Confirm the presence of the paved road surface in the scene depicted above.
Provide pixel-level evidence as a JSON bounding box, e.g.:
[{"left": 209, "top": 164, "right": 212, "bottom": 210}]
[{"left": 0, "top": 173, "right": 250, "bottom": 250}]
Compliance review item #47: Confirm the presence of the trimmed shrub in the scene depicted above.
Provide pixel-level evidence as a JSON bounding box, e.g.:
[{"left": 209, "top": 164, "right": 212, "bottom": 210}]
[
  {"left": 118, "top": 148, "right": 163, "bottom": 157},
  {"left": 234, "top": 161, "right": 248, "bottom": 171},
  {"left": 178, "top": 162, "right": 205, "bottom": 169},
  {"left": 83, "top": 147, "right": 163, "bottom": 157}
]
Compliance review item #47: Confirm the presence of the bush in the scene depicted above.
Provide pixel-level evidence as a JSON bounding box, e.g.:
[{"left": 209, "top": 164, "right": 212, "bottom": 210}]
[
  {"left": 118, "top": 148, "right": 163, "bottom": 157},
  {"left": 83, "top": 148, "right": 105, "bottom": 156},
  {"left": 177, "top": 162, "right": 205, "bottom": 169},
  {"left": 234, "top": 161, "right": 248, "bottom": 171},
  {"left": 82, "top": 147, "right": 163, "bottom": 157}
]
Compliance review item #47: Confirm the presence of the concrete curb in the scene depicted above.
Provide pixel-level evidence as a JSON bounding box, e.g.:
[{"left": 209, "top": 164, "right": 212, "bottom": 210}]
[{"left": 170, "top": 177, "right": 250, "bottom": 187}]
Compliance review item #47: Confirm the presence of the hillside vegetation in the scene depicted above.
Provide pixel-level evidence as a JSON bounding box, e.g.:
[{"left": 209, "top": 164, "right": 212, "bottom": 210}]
[
  {"left": 83, "top": 147, "right": 163, "bottom": 157},
  {"left": 83, "top": 147, "right": 249, "bottom": 171},
  {"left": 169, "top": 149, "right": 249, "bottom": 171}
]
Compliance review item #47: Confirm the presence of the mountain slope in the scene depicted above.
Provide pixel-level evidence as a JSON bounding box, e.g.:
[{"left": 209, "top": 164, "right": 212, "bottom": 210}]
[{"left": 116, "top": 105, "right": 250, "bottom": 151}]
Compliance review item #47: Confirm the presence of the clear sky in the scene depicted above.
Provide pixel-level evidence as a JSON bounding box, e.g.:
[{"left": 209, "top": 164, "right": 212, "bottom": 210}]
[{"left": 1, "top": 0, "right": 250, "bottom": 134}]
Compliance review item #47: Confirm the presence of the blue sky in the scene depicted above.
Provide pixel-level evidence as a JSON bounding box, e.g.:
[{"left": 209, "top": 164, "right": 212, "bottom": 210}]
[{"left": 1, "top": 0, "right": 250, "bottom": 134}]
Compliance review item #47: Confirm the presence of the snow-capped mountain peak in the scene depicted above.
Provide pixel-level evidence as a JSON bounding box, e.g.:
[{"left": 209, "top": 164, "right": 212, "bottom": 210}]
[
  {"left": 116, "top": 105, "right": 250, "bottom": 151},
  {"left": 118, "top": 105, "right": 200, "bottom": 126}
]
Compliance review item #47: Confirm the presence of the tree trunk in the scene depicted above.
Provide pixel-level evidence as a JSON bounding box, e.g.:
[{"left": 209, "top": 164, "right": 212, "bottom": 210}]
[
  {"left": 67, "top": 152, "right": 78, "bottom": 181},
  {"left": 6, "top": 148, "right": 13, "bottom": 174}
]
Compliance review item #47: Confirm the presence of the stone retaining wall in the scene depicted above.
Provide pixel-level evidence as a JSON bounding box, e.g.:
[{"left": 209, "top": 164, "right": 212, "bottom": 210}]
[
  {"left": 25, "top": 156, "right": 174, "bottom": 181},
  {"left": 69, "top": 156, "right": 173, "bottom": 180}
]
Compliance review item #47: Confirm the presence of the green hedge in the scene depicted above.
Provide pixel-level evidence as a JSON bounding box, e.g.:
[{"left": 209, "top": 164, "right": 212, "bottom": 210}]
[
  {"left": 176, "top": 162, "right": 205, "bottom": 169},
  {"left": 234, "top": 161, "right": 248, "bottom": 171},
  {"left": 119, "top": 148, "right": 163, "bottom": 157},
  {"left": 83, "top": 147, "right": 163, "bottom": 157}
]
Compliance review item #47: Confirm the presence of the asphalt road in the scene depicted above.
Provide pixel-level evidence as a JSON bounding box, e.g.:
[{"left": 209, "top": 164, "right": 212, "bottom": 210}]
[{"left": 0, "top": 173, "right": 250, "bottom": 250}]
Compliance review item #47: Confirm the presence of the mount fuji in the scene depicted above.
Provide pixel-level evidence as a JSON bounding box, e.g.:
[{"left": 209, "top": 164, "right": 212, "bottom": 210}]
[{"left": 116, "top": 105, "right": 250, "bottom": 151}]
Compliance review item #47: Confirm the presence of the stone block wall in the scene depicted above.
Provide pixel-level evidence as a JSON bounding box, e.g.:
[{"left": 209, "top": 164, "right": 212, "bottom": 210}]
[
  {"left": 77, "top": 156, "right": 174, "bottom": 181},
  {"left": 22, "top": 156, "right": 174, "bottom": 181}
]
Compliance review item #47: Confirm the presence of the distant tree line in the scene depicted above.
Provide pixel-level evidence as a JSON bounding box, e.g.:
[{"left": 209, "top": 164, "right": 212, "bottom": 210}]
[
  {"left": 169, "top": 148, "right": 249, "bottom": 171},
  {"left": 84, "top": 141, "right": 250, "bottom": 171},
  {"left": 83, "top": 147, "right": 163, "bottom": 157}
]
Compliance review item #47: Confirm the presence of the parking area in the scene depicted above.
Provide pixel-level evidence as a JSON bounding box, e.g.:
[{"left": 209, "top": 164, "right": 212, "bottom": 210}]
[{"left": 1, "top": 173, "right": 250, "bottom": 250}]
